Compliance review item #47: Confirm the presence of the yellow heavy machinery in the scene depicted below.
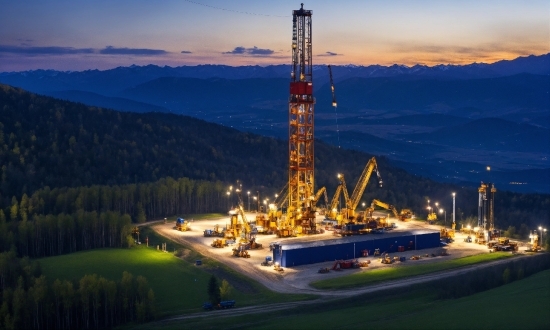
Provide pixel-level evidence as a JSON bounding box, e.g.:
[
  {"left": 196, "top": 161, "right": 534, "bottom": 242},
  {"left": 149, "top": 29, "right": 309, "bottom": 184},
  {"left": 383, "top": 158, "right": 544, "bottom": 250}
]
[
  {"left": 232, "top": 244, "right": 251, "bottom": 258},
  {"left": 326, "top": 174, "right": 348, "bottom": 223},
  {"left": 380, "top": 254, "right": 393, "bottom": 264},
  {"left": 262, "top": 183, "right": 289, "bottom": 232},
  {"left": 312, "top": 186, "right": 329, "bottom": 215},
  {"left": 526, "top": 231, "right": 541, "bottom": 252},
  {"left": 440, "top": 228, "right": 455, "bottom": 240},
  {"left": 371, "top": 199, "right": 399, "bottom": 220},
  {"left": 400, "top": 209, "right": 414, "bottom": 220},
  {"left": 427, "top": 210, "right": 437, "bottom": 223},
  {"left": 225, "top": 186, "right": 255, "bottom": 243},
  {"left": 341, "top": 157, "right": 383, "bottom": 221},
  {"left": 211, "top": 238, "right": 228, "bottom": 248},
  {"left": 175, "top": 218, "right": 191, "bottom": 231},
  {"left": 491, "top": 237, "right": 518, "bottom": 252},
  {"left": 474, "top": 229, "right": 486, "bottom": 245}
]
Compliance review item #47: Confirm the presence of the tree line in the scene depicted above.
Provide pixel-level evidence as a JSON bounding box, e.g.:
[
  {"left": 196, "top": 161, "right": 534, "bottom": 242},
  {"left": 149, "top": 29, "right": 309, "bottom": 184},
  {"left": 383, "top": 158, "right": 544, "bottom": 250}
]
[
  {"left": 0, "top": 210, "right": 132, "bottom": 258},
  {"left": 0, "top": 251, "right": 155, "bottom": 329}
]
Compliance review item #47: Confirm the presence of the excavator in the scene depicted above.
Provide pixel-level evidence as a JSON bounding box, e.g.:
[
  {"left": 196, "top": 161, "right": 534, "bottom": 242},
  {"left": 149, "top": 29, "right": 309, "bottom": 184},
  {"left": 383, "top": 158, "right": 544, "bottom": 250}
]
[
  {"left": 341, "top": 157, "right": 383, "bottom": 222},
  {"left": 371, "top": 199, "right": 411, "bottom": 222}
]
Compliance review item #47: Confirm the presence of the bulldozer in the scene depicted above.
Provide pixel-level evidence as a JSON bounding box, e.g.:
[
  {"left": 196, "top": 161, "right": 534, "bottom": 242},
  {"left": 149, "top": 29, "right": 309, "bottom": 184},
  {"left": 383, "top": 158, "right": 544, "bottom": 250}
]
[{"left": 175, "top": 218, "right": 191, "bottom": 231}]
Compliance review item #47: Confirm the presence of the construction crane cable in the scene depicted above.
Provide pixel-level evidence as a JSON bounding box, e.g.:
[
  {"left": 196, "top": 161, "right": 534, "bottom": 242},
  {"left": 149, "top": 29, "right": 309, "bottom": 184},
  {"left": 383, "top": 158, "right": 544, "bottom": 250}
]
[
  {"left": 183, "top": 0, "right": 289, "bottom": 17},
  {"left": 328, "top": 65, "right": 341, "bottom": 148}
]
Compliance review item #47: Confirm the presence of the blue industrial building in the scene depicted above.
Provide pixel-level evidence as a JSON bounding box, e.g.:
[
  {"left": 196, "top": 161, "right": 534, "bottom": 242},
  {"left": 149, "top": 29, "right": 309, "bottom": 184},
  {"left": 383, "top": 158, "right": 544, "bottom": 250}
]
[{"left": 272, "top": 230, "right": 440, "bottom": 267}]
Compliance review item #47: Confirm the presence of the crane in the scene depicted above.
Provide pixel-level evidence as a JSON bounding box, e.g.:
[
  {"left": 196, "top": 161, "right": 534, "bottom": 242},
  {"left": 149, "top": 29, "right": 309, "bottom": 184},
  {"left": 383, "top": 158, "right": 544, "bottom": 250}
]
[
  {"left": 343, "top": 157, "right": 383, "bottom": 220},
  {"left": 325, "top": 174, "right": 349, "bottom": 223},
  {"left": 311, "top": 186, "right": 329, "bottom": 212}
]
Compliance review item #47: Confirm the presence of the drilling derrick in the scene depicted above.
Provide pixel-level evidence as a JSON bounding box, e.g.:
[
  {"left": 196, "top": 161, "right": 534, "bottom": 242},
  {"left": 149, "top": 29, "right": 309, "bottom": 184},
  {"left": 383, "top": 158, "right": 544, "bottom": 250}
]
[
  {"left": 283, "top": 3, "right": 315, "bottom": 236},
  {"left": 478, "top": 182, "right": 496, "bottom": 231}
]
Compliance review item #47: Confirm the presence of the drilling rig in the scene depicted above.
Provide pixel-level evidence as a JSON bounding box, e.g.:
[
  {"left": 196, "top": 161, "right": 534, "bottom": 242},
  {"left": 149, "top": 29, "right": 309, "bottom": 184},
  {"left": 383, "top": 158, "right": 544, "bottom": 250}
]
[
  {"left": 475, "top": 182, "right": 498, "bottom": 244},
  {"left": 278, "top": 3, "right": 315, "bottom": 237}
]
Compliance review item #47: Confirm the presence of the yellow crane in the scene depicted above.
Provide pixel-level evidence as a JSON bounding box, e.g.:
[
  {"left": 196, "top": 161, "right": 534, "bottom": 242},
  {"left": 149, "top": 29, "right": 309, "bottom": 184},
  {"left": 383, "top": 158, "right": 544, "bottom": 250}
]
[
  {"left": 312, "top": 186, "right": 329, "bottom": 213},
  {"left": 326, "top": 174, "right": 349, "bottom": 223},
  {"left": 342, "top": 157, "right": 383, "bottom": 221}
]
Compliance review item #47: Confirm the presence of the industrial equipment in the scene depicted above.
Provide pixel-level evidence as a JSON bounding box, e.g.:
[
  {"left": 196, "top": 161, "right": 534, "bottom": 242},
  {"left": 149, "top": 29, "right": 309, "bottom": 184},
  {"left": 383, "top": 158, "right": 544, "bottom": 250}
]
[
  {"left": 175, "top": 218, "right": 190, "bottom": 231},
  {"left": 341, "top": 157, "right": 383, "bottom": 221},
  {"left": 440, "top": 228, "right": 455, "bottom": 240},
  {"left": 312, "top": 186, "right": 329, "bottom": 214},
  {"left": 381, "top": 254, "right": 393, "bottom": 264},
  {"left": 232, "top": 244, "right": 251, "bottom": 258},
  {"left": 261, "top": 256, "right": 273, "bottom": 266},
  {"left": 211, "top": 238, "right": 228, "bottom": 248},
  {"left": 318, "top": 267, "right": 330, "bottom": 273},
  {"left": 526, "top": 231, "right": 541, "bottom": 252},
  {"left": 371, "top": 199, "right": 405, "bottom": 222},
  {"left": 475, "top": 182, "right": 497, "bottom": 244},
  {"left": 203, "top": 224, "right": 224, "bottom": 237},
  {"left": 491, "top": 237, "right": 518, "bottom": 252},
  {"left": 225, "top": 185, "right": 256, "bottom": 243},
  {"left": 427, "top": 210, "right": 437, "bottom": 223},
  {"left": 282, "top": 4, "right": 316, "bottom": 237},
  {"left": 326, "top": 173, "right": 349, "bottom": 223},
  {"left": 400, "top": 209, "right": 414, "bottom": 220},
  {"left": 274, "top": 262, "right": 284, "bottom": 272}
]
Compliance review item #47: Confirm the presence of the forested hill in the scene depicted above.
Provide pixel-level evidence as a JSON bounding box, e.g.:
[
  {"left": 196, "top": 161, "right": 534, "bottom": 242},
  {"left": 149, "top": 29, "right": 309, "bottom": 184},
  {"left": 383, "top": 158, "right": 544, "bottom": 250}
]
[
  {"left": 0, "top": 83, "right": 290, "bottom": 199},
  {"left": 0, "top": 84, "right": 548, "bottom": 235}
]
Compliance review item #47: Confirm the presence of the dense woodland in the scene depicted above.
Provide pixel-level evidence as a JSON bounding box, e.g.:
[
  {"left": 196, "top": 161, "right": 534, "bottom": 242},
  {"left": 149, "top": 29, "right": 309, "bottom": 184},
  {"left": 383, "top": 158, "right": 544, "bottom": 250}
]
[
  {"left": 0, "top": 251, "right": 155, "bottom": 329},
  {"left": 0, "top": 84, "right": 548, "bottom": 258}
]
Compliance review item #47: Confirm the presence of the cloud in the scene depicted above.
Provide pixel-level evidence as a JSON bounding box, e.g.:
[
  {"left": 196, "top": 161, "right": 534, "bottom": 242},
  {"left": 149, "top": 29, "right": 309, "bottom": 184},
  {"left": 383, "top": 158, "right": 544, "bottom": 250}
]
[
  {"left": 0, "top": 45, "right": 94, "bottom": 55},
  {"left": 99, "top": 46, "right": 168, "bottom": 55},
  {"left": 317, "top": 51, "right": 341, "bottom": 56},
  {"left": 181, "top": 50, "right": 192, "bottom": 54},
  {"left": 223, "top": 46, "right": 275, "bottom": 56}
]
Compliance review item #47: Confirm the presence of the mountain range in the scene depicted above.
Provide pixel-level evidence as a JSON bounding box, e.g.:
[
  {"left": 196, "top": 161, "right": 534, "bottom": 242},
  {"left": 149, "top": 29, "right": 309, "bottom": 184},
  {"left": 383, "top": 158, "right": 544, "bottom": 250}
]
[{"left": 1, "top": 53, "right": 549, "bottom": 193}]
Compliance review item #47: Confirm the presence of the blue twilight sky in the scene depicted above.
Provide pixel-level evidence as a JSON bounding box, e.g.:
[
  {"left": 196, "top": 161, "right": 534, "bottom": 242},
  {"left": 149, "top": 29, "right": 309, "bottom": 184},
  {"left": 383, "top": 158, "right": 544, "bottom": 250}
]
[{"left": 0, "top": 0, "right": 548, "bottom": 71}]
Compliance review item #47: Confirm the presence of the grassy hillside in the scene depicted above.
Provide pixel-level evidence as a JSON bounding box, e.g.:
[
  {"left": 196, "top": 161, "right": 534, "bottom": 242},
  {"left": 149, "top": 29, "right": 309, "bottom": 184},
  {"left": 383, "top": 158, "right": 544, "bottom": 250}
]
[
  {"left": 147, "top": 268, "right": 550, "bottom": 330},
  {"left": 39, "top": 242, "right": 312, "bottom": 317}
]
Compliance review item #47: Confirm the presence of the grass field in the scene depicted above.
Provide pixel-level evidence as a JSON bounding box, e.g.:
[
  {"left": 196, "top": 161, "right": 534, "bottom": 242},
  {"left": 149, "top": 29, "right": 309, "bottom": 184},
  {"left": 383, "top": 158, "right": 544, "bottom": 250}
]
[
  {"left": 149, "top": 269, "right": 550, "bottom": 330},
  {"left": 39, "top": 235, "right": 313, "bottom": 317},
  {"left": 311, "top": 252, "right": 515, "bottom": 290}
]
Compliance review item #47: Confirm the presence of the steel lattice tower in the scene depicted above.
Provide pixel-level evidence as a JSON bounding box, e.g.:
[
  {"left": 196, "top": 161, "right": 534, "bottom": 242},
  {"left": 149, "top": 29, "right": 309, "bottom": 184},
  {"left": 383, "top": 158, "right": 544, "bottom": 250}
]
[{"left": 287, "top": 3, "right": 315, "bottom": 232}]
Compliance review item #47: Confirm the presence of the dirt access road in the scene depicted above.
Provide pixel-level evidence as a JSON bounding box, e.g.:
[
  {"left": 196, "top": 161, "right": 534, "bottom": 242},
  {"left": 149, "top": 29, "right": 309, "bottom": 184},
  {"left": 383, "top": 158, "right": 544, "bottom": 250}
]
[{"left": 151, "top": 214, "right": 520, "bottom": 297}]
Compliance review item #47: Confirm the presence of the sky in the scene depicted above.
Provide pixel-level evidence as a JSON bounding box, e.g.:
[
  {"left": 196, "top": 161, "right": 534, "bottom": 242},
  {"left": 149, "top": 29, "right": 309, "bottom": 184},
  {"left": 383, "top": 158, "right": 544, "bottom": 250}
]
[{"left": 0, "top": 0, "right": 548, "bottom": 71}]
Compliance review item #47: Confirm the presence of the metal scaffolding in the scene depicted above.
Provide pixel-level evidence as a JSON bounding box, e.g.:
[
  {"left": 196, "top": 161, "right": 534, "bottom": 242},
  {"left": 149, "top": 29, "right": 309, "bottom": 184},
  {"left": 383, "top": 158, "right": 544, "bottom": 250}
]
[{"left": 287, "top": 3, "right": 316, "bottom": 234}]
